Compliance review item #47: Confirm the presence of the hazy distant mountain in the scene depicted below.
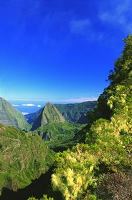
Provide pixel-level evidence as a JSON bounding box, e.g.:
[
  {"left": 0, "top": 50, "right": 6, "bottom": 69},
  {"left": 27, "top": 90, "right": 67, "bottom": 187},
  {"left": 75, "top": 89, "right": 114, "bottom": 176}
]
[
  {"left": 0, "top": 97, "right": 30, "bottom": 130},
  {"left": 32, "top": 103, "right": 65, "bottom": 130}
]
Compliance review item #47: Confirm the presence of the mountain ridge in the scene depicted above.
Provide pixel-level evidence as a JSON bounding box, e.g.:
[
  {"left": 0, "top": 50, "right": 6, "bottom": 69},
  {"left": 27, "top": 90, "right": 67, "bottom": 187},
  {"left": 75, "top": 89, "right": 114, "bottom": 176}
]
[
  {"left": 0, "top": 97, "right": 30, "bottom": 130},
  {"left": 26, "top": 101, "right": 97, "bottom": 125}
]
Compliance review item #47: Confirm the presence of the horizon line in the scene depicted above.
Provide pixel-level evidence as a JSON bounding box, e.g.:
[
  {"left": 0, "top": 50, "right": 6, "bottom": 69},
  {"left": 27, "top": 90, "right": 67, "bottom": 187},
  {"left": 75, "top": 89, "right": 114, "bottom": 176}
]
[{"left": 5, "top": 97, "right": 98, "bottom": 103}]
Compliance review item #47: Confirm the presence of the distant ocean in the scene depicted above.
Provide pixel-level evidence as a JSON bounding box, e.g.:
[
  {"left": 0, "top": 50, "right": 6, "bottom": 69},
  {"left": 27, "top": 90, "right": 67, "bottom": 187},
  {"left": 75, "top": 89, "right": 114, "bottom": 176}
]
[{"left": 10, "top": 100, "right": 45, "bottom": 115}]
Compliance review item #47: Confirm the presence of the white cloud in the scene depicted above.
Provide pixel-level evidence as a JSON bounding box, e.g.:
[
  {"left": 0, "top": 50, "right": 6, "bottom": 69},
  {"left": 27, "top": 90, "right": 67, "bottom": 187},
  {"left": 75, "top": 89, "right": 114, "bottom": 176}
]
[
  {"left": 21, "top": 103, "right": 42, "bottom": 107},
  {"left": 37, "top": 105, "right": 42, "bottom": 108},
  {"left": 99, "top": 0, "right": 132, "bottom": 33},
  {"left": 12, "top": 104, "right": 20, "bottom": 107},
  {"left": 22, "top": 112, "right": 29, "bottom": 115},
  {"left": 22, "top": 103, "right": 36, "bottom": 107}
]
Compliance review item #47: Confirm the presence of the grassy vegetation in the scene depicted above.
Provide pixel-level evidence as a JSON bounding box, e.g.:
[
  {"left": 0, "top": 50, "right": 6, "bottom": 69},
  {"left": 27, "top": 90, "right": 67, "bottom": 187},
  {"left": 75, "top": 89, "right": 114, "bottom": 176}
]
[
  {"left": 0, "top": 97, "right": 30, "bottom": 130},
  {"left": 35, "top": 122, "right": 83, "bottom": 149},
  {"left": 0, "top": 124, "right": 54, "bottom": 195}
]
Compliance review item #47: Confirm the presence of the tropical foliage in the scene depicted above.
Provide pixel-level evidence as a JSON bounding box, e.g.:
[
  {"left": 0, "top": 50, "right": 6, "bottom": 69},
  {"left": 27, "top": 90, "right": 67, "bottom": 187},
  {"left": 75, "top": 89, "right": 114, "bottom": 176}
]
[
  {"left": 51, "top": 35, "right": 132, "bottom": 200},
  {"left": 0, "top": 124, "right": 54, "bottom": 194},
  {"left": 36, "top": 122, "right": 83, "bottom": 149}
]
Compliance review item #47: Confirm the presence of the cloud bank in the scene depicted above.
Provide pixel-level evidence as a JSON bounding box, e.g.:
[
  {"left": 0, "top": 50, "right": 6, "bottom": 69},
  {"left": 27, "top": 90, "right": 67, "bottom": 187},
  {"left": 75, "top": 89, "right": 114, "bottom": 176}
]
[
  {"left": 22, "top": 103, "right": 36, "bottom": 107},
  {"left": 22, "top": 112, "right": 29, "bottom": 115}
]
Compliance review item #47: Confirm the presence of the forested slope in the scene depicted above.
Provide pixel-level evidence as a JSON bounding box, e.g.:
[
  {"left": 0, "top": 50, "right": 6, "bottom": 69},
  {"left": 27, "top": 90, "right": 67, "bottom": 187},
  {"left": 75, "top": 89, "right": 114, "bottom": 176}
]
[
  {"left": 51, "top": 35, "right": 132, "bottom": 200},
  {"left": 0, "top": 124, "right": 54, "bottom": 195}
]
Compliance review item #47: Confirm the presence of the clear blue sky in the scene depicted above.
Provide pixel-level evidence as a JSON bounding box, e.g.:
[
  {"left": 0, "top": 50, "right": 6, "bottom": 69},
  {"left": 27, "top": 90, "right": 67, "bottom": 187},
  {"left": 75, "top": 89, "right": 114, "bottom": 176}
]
[{"left": 0, "top": 0, "right": 131, "bottom": 102}]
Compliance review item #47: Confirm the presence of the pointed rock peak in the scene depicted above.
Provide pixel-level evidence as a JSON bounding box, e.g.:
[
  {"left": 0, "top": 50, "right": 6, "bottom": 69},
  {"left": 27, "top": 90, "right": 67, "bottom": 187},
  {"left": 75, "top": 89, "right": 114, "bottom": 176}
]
[
  {"left": 45, "top": 102, "right": 54, "bottom": 108},
  {"left": 44, "top": 102, "right": 59, "bottom": 112},
  {"left": 31, "top": 102, "right": 66, "bottom": 130},
  {"left": 41, "top": 102, "right": 65, "bottom": 125}
]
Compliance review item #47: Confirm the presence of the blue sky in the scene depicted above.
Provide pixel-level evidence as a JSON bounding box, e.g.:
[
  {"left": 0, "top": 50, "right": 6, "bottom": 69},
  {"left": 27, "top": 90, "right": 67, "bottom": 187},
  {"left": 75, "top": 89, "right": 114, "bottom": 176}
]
[{"left": 0, "top": 0, "right": 131, "bottom": 103}]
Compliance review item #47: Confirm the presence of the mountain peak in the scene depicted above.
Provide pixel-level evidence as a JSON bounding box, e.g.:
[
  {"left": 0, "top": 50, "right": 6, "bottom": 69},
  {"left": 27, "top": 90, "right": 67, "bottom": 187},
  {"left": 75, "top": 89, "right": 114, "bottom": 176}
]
[
  {"left": 0, "top": 98, "right": 30, "bottom": 130},
  {"left": 32, "top": 103, "right": 65, "bottom": 130},
  {"left": 45, "top": 102, "right": 54, "bottom": 108},
  {"left": 42, "top": 103, "right": 65, "bottom": 125}
]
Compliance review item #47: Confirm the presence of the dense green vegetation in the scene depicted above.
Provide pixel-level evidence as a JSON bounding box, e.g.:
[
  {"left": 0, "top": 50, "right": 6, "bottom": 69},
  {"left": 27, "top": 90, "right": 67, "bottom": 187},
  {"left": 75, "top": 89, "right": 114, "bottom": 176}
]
[
  {"left": 0, "top": 97, "right": 30, "bottom": 130},
  {"left": 35, "top": 122, "right": 83, "bottom": 149},
  {"left": 0, "top": 124, "right": 54, "bottom": 195},
  {"left": 51, "top": 35, "right": 132, "bottom": 199},
  {"left": 31, "top": 103, "right": 83, "bottom": 150},
  {"left": 55, "top": 101, "right": 97, "bottom": 123}
]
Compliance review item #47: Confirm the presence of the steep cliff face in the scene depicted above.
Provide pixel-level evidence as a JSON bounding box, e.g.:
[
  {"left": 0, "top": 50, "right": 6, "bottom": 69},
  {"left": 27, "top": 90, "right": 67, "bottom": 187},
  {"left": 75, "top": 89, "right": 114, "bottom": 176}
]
[
  {"left": 41, "top": 103, "right": 65, "bottom": 125},
  {"left": 32, "top": 103, "right": 65, "bottom": 130},
  {"left": 26, "top": 101, "right": 97, "bottom": 125},
  {"left": 0, "top": 97, "right": 30, "bottom": 130},
  {"left": 55, "top": 101, "right": 97, "bottom": 123}
]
